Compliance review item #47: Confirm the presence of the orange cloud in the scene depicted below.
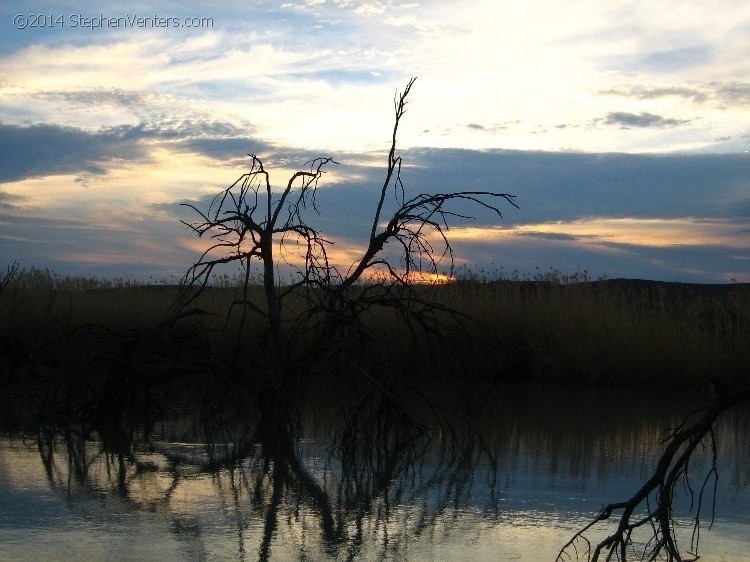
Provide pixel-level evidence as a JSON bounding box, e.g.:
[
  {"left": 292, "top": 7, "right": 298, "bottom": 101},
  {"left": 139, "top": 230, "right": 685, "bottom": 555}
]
[{"left": 446, "top": 218, "right": 750, "bottom": 250}]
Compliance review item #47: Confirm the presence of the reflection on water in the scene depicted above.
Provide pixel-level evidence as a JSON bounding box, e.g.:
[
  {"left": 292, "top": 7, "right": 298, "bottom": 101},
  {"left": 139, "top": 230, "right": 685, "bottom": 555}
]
[{"left": 1, "top": 382, "right": 749, "bottom": 561}]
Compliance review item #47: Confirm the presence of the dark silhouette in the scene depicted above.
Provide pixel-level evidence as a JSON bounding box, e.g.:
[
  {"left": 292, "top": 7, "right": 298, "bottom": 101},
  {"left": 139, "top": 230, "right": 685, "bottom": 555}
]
[
  {"left": 557, "top": 381, "right": 750, "bottom": 562},
  {"left": 177, "top": 78, "right": 517, "bottom": 388}
]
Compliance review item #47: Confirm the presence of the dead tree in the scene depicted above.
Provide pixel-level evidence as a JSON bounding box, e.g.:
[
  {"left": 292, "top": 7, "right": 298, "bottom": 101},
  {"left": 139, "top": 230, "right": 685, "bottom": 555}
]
[
  {"left": 557, "top": 382, "right": 750, "bottom": 562},
  {"left": 178, "top": 78, "right": 517, "bottom": 369}
]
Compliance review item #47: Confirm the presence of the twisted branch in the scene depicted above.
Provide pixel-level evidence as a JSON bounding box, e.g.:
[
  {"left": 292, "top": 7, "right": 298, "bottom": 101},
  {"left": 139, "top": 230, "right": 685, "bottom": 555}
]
[{"left": 557, "top": 384, "right": 750, "bottom": 562}]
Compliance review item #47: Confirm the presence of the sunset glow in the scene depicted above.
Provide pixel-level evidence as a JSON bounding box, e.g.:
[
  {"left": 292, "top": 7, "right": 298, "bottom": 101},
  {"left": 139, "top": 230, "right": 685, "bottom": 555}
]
[{"left": 1, "top": 1, "right": 749, "bottom": 282}]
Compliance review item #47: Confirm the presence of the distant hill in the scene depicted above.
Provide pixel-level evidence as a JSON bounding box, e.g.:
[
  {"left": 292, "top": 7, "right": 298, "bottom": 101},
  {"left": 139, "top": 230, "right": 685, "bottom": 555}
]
[{"left": 588, "top": 278, "right": 749, "bottom": 297}]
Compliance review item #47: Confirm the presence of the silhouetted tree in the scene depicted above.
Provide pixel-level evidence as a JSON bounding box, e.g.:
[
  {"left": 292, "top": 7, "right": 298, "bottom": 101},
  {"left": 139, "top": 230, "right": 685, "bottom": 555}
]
[{"left": 178, "top": 78, "right": 517, "bottom": 372}]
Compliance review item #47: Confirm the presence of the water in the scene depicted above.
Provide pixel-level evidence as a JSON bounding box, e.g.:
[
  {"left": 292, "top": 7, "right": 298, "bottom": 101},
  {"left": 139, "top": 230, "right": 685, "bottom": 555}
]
[{"left": 1, "top": 381, "right": 749, "bottom": 561}]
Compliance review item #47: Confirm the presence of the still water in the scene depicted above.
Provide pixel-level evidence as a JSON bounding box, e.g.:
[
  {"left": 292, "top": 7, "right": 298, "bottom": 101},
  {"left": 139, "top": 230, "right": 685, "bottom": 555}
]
[{"left": 1, "top": 382, "right": 749, "bottom": 561}]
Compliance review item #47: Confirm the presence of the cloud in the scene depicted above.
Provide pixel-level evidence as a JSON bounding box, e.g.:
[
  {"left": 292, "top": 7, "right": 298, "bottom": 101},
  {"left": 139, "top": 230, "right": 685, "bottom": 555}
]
[
  {"left": 600, "top": 86, "right": 709, "bottom": 103},
  {"left": 0, "top": 191, "right": 25, "bottom": 210},
  {"left": 604, "top": 112, "right": 691, "bottom": 128},
  {"left": 3, "top": 145, "right": 749, "bottom": 283},
  {"left": 176, "top": 137, "right": 269, "bottom": 160},
  {"left": 402, "top": 148, "right": 750, "bottom": 223},
  {"left": 2, "top": 3, "right": 748, "bottom": 153},
  {"left": 600, "top": 81, "right": 750, "bottom": 108},
  {"left": 715, "top": 82, "right": 750, "bottom": 106},
  {"left": 9, "top": 141, "right": 745, "bottom": 236},
  {"left": 521, "top": 217, "right": 749, "bottom": 249},
  {"left": 34, "top": 88, "right": 150, "bottom": 109},
  {"left": 0, "top": 123, "right": 148, "bottom": 182},
  {"left": 168, "top": 148, "right": 750, "bottom": 278},
  {"left": 512, "top": 230, "right": 592, "bottom": 242},
  {"left": 442, "top": 218, "right": 750, "bottom": 282},
  {"left": 0, "top": 211, "right": 192, "bottom": 277},
  {"left": 0, "top": 119, "right": 266, "bottom": 182},
  {"left": 2, "top": 1, "right": 749, "bottom": 282},
  {"left": 443, "top": 217, "right": 750, "bottom": 252}
]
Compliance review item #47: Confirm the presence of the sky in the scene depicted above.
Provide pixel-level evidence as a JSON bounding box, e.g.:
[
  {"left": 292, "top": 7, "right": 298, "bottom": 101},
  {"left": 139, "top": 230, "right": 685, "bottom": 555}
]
[{"left": 1, "top": 0, "right": 749, "bottom": 283}]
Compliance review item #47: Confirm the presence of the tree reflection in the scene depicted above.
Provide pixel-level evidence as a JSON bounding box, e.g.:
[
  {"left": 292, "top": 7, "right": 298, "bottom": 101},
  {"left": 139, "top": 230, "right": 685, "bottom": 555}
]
[
  {"left": 29, "top": 380, "right": 501, "bottom": 561},
  {"left": 14, "top": 380, "right": 750, "bottom": 561}
]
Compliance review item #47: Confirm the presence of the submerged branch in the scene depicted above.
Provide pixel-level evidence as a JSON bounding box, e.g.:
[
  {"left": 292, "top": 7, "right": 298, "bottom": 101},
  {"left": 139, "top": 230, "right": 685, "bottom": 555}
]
[{"left": 557, "top": 384, "right": 750, "bottom": 562}]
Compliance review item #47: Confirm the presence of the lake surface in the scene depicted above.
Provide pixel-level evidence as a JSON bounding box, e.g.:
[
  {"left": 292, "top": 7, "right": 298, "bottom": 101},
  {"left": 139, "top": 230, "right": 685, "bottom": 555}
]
[{"left": 1, "top": 381, "right": 749, "bottom": 561}]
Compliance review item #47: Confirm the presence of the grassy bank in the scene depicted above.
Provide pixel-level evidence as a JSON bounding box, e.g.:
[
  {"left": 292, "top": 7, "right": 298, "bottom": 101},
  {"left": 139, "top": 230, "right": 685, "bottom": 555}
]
[{"left": 1, "top": 267, "right": 748, "bottom": 392}]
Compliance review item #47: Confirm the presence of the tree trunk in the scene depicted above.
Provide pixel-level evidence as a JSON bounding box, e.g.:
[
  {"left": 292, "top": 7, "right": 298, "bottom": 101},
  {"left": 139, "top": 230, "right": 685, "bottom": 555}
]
[{"left": 261, "top": 232, "right": 283, "bottom": 356}]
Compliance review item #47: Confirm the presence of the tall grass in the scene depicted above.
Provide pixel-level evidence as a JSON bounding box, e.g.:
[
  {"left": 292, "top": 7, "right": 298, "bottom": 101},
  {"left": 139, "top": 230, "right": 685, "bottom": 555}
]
[
  {"left": 1, "top": 266, "right": 747, "bottom": 389},
  {"left": 439, "top": 270, "right": 749, "bottom": 388}
]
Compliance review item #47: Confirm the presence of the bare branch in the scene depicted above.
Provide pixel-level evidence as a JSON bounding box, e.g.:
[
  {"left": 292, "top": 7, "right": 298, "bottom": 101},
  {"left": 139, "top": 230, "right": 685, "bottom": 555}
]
[
  {"left": 176, "top": 77, "right": 518, "bottom": 375},
  {"left": 370, "top": 77, "right": 416, "bottom": 242},
  {"left": 557, "top": 385, "right": 750, "bottom": 562}
]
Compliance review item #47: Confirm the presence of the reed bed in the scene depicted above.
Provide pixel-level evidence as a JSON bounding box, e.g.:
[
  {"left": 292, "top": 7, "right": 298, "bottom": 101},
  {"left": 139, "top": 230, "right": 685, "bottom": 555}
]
[
  {"left": 438, "top": 272, "right": 749, "bottom": 388},
  {"left": 1, "top": 266, "right": 747, "bottom": 390}
]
